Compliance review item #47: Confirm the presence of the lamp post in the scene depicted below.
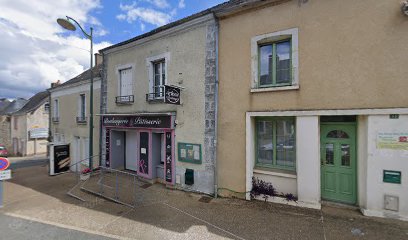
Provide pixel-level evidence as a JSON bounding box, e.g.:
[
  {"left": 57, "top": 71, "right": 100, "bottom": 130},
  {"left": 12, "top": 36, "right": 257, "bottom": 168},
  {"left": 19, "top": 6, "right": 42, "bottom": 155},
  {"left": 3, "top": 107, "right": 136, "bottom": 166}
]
[{"left": 57, "top": 16, "right": 94, "bottom": 170}]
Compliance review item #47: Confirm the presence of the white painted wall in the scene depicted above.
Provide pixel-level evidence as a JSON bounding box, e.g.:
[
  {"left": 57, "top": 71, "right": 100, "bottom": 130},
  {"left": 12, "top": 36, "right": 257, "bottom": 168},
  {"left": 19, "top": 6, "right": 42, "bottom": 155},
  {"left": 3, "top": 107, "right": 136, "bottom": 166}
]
[
  {"left": 362, "top": 114, "right": 408, "bottom": 221},
  {"left": 296, "top": 116, "right": 320, "bottom": 209},
  {"left": 357, "top": 115, "right": 368, "bottom": 209}
]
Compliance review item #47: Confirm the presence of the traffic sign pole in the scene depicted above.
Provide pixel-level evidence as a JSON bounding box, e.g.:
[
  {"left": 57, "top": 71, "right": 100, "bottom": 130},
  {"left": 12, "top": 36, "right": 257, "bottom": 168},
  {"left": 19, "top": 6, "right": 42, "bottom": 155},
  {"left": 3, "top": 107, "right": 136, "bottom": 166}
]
[{"left": 0, "top": 157, "right": 11, "bottom": 208}]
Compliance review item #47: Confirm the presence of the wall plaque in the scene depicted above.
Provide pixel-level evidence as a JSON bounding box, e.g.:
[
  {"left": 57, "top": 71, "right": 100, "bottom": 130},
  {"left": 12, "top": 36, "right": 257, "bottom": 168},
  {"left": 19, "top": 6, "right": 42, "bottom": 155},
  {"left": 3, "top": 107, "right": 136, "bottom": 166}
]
[{"left": 383, "top": 170, "right": 401, "bottom": 184}]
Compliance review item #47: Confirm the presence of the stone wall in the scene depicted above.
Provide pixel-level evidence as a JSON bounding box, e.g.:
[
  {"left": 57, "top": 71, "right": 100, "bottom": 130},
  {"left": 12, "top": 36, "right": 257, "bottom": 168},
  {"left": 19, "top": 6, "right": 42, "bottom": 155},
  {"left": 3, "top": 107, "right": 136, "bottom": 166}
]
[{"left": 0, "top": 115, "right": 11, "bottom": 152}]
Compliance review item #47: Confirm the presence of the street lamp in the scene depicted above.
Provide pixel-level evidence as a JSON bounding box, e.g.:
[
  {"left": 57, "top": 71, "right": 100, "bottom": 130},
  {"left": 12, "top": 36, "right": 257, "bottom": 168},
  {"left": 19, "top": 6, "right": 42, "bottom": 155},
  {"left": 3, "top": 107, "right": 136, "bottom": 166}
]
[{"left": 57, "top": 16, "right": 94, "bottom": 171}]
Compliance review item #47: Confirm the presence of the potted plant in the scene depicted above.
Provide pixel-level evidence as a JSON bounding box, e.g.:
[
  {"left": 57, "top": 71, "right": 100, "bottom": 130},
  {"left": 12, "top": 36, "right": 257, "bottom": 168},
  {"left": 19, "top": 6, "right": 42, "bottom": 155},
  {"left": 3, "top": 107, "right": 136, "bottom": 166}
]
[{"left": 80, "top": 167, "right": 91, "bottom": 180}]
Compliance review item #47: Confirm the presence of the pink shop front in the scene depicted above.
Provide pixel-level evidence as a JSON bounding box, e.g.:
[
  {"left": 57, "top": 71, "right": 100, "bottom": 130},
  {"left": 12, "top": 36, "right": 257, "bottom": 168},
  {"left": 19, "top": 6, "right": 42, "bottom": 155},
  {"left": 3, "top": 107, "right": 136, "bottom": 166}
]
[{"left": 102, "top": 114, "right": 175, "bottom": 185}]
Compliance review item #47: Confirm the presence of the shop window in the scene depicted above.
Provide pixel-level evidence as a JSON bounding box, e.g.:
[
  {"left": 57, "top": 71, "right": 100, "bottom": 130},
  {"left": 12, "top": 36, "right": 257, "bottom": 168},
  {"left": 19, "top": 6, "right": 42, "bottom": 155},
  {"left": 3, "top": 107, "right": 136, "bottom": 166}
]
[
  {"left": 251, "top": 28, "right": 298, "bottom": 91},
  {"left": 256, "top": 117, "right": 296, "bottom": 171}
]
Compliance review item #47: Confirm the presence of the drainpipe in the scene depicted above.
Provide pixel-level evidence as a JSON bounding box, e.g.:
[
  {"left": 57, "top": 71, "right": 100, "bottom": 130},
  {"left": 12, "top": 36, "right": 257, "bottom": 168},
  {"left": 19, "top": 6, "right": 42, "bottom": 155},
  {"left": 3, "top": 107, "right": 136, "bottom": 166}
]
[{"left": 213, "top": 18, "right": 219, "bottom": 198}]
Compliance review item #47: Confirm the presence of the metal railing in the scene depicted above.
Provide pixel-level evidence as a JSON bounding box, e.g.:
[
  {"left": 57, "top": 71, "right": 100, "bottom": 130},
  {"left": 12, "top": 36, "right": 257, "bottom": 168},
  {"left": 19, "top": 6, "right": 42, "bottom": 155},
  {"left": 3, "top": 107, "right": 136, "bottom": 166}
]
[
  {"left": 66, "top": 154, "right": 163, "bottom": 207},
  {"left": 52, "top": 117, "right": 60, "bottom": 123},
  {"left": 115, "top": 95, "right": 134, "bottom": 104},
  {"left": 76, "top": 116, "right": 87, "bottom": 124},
  {"left": 146, "top": 85, "right": 165, "bottom": 102}
]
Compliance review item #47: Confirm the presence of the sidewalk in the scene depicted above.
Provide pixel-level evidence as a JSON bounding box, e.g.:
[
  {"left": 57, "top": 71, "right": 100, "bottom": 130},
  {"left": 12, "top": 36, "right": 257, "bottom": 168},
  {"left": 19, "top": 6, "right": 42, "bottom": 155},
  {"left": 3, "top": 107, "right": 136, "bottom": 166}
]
[
  {"left": 7, "top": 154, "right": 48, "bottom": 162},
  {"left": 1, "top": 165, "right": 407, "bottom": 240}
]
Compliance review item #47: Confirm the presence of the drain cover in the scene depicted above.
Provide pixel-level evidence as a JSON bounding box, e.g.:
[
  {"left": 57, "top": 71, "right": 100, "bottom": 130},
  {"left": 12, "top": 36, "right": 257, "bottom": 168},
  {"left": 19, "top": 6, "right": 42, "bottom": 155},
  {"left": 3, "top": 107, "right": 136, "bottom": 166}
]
[
  {"left": 140, "top": 183, "right": 152, "bottom": 189},
  {"left": 199, "top": 196, "right": 213, "bottom": 203}
]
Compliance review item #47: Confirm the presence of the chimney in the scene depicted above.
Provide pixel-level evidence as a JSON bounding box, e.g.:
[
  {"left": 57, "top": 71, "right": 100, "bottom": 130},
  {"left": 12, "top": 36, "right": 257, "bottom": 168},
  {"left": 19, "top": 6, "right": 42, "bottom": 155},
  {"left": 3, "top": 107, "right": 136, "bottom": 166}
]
[
  {"left": 51, "top": 80, "right": 61, "bottom": 88},
  {"left": 94, "top": 53, "right": 103, "bottom": 66}
]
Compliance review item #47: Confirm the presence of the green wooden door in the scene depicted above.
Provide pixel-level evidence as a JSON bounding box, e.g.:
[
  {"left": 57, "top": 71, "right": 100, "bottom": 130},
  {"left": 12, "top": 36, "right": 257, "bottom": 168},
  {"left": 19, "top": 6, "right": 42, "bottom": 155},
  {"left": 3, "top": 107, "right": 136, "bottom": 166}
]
[{"left": 321, "top": 124, "right": 356, "bottom": 204}]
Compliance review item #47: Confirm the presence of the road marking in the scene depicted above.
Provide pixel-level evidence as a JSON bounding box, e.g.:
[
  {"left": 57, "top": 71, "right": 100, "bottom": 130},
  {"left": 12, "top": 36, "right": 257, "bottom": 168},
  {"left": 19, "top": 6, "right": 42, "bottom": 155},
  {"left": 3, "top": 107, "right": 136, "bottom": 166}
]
[
  {"left": 162, "top": 202, "right": 247, "bottom": 240},
  {"left": 5, "top": 212, "right": 133, "bottom": 240}
]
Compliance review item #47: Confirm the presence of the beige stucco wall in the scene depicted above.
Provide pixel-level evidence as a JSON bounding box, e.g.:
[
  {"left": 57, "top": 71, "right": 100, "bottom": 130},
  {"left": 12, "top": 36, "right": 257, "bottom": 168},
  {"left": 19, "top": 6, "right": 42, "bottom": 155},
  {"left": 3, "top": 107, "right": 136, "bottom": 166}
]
[
  {"left": 217, "top": 0, "right": 408, "bottom": 194},
  {"left": 50, "top": 81, "right": 100, "bottom": 167},
  {"left": 26, "top": 103, "right": 49, "bottom": 155},
  {"left": 105, "top": 24, "right": 208, "bottom": 172},
  {"left": 10, "top": 102, "right": 48, "bottom": 156}
]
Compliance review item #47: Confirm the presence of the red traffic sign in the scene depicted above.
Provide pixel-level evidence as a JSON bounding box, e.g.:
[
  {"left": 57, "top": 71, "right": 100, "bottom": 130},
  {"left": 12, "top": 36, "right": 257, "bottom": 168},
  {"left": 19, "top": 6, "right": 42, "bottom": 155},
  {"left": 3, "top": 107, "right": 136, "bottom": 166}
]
[{"left": 0, "top": 157, "right": 10, "bottom": 171}]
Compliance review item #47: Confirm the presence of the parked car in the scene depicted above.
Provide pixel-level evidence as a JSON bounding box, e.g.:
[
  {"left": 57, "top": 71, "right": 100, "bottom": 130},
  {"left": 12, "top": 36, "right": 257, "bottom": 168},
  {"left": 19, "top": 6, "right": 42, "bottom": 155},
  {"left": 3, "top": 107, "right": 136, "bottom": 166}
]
[{"left": 0, "top": 145, "right": 8, "bottom": 157}]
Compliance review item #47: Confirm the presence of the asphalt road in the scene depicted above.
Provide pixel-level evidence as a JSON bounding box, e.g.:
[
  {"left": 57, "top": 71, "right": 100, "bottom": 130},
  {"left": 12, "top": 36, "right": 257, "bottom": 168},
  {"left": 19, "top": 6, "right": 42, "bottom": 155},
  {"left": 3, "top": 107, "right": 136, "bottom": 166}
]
[
  {"left": 9, "top": 159, "right": 48, "bottom": 170},
  {"left": 0, "top": 214, "right": 114, "bottom": 240}
]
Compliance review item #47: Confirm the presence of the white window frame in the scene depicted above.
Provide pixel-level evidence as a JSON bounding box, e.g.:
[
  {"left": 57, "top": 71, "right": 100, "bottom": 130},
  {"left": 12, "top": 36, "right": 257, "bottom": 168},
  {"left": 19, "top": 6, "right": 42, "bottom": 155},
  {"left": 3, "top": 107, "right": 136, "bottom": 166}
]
[
  {"left": 115, "top": 63, "right": 135, "bottom": 97},
  {"left": 251, "top": 28, "right": 299, "bottom": 92},
  {"left": 53, "top": 99, "right": 59, "bottom": 120},
  {"left": 77, "top": 93, "right": 86, "bottom": 121},
  {"left": 146, "top": 52, "right": 170, "bottom": 100}
]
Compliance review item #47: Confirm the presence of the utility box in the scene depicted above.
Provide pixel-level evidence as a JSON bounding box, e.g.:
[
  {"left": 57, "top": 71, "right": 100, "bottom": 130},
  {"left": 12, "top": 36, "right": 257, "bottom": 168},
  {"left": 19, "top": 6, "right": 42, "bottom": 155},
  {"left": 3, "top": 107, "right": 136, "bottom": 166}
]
[
  {"left": 185, "top": 169, "right": 194, "bottom": 185},
  {"left": 384, "top": 195, "right": 399, "bottom": 211}
]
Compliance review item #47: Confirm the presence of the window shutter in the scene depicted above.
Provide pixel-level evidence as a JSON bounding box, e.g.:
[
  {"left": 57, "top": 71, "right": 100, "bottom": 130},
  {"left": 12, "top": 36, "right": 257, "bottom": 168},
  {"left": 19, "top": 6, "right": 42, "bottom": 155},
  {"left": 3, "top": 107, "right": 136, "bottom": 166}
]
[{"left": 120, "top": 68, "right": 133, "bottom": 96}]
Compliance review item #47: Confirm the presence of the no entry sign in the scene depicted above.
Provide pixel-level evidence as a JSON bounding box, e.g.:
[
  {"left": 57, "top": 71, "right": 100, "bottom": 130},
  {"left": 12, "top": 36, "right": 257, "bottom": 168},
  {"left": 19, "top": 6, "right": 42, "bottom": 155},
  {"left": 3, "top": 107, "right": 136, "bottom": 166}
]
[{"left": 0, "top": 158, "right": 9, "bottom": 171}]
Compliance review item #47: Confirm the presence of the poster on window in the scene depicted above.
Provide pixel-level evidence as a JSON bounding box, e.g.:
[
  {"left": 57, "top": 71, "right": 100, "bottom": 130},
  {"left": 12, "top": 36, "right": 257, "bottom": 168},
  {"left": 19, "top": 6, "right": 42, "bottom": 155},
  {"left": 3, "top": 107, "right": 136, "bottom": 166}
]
[
  {"left": 105, "top": 129, "right": 111, "bottom": 167},
  {"left": 53, "top": 144, "right": 70, "bottom": 174},
  {"left": 165, "top": 132, "right": 173, "bottom": 183},
  {"left": 139, "top": 132, "right": 149, "bottom": 177},
  {"left": 377, "top": 132, "right": 408, "bottom": 150}
]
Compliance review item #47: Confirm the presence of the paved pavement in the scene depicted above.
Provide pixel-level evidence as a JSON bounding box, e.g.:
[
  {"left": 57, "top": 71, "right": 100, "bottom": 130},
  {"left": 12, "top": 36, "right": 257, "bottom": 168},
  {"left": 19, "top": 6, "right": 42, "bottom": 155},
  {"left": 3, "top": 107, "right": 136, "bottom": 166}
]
[
  {"left": 1, "top": 164, "right": 407, "bottom": 240},
  {"left": 0, "top": 214, "right": 114, "bottom": 240}
]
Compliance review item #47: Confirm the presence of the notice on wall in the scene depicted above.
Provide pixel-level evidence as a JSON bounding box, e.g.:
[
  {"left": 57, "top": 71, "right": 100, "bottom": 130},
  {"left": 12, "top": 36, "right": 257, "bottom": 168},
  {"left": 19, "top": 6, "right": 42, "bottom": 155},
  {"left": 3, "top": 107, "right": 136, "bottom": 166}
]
[
  {"left": 178, "top": 142, "right": 202, "bottom": 164},
  {"left": 377, "top": 132, "right": 408, "bottom": 150}
]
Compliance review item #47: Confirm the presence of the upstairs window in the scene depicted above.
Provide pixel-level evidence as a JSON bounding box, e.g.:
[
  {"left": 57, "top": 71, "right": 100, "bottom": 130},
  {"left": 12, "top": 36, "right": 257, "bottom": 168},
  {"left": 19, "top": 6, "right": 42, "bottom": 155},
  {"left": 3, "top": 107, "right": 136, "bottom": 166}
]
[
  {"left": 259, "top": 40, "right": 291, "bottom": 87},
  {"left": 153, "top": 60, "right": 166, "bottom": 98},
  {"left": 119, "top": 68, "right": 133, "bottom": 97},
  {"left": 53, "top": 99, "right": 59, "bottom": 122},
  {"left": 77, "top": 94, "right": 86, "bottom": 123},
  {"left": 251, "top": 28, "right": 299, "bottom": 91}
]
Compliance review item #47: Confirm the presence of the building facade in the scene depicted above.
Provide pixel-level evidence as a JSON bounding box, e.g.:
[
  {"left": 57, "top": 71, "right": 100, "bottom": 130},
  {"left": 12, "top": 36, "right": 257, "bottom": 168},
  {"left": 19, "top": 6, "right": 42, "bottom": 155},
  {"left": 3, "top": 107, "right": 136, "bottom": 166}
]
[
  {"left": 216, "top": 0, "right": 408, "bottom": 220},
  {"left": 0, "top": 98, "right": 27, "bottom": 153},
  {"left": 49, "top": 60, "right": 101, "bottom": 171},
  {"left": 10, "top": 92, "right": 49, "bottom": 156},
  {"left": 99, "top": 13, "right": 217, "bottom": 194}
]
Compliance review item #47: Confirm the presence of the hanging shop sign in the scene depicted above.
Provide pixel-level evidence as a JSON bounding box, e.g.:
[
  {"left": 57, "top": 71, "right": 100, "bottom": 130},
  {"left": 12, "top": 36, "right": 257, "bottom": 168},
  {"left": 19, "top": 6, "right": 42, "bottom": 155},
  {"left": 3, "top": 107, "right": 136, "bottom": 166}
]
[
  {"left": 105, "top": 129, "right": 111, "bottom": 167},
  {"left": 165, "top": 132, "right": 173, "bottom": 183},
  {"left": 103, "top": 115, "right": 173, "bottom": 129},
  {"left": 164, "top": 85, "right": 181, "bottom": 105},
  {"left": 53, "top": 144, "right": 70, "bottom": 174},
  {"left": 377, "top": 132, "right": 408, "bottom": 150},
  {"left": 178, "top": 142, "right": 202, "bottom": 164},
  {"left": 383, "top": 170, "right": 401, "bottom": 184}
]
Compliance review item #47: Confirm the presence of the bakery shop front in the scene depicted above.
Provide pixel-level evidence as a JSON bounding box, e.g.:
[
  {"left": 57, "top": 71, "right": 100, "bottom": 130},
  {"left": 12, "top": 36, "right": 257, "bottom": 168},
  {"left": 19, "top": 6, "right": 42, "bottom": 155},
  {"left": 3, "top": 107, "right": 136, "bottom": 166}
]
[{"left": 102, "top": 113, "right": 175, "bottom": 185}]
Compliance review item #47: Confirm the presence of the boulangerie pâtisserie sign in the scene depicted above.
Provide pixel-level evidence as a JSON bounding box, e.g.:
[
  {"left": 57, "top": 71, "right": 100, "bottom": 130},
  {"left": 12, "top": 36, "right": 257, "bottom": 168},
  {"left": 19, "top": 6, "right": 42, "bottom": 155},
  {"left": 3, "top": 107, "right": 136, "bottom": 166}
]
[{"left": 103, "top": 115, "right": 172, "bottom": 129}]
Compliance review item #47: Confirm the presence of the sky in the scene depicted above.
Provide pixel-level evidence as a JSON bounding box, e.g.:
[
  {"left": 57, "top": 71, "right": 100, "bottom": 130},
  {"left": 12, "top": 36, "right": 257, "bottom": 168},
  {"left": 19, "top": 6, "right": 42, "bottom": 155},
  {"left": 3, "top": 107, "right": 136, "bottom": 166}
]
[{"left": 0, "top": 0, "right": 227, "bottom": 99}]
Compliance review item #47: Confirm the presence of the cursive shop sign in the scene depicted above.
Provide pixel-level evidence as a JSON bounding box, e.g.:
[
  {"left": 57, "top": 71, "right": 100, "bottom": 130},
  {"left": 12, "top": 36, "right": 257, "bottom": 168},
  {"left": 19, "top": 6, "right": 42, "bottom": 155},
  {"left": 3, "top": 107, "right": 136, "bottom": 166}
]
[
  {"left": 164, "top": 85, "right": 181, "bottom": 105},
  {"left": 103, "top": 115, "right": 173, "bottom": 129}
]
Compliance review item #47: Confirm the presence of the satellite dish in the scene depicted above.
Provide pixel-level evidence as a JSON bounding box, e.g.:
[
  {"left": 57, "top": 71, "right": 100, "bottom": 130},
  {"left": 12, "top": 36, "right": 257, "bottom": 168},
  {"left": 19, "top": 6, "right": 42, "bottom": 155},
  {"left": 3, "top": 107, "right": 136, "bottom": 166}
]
[
  {"left": 402, "top": 1, "right": 408, "bottom": 16},
  {"left": 57, "top": 18, "right": 76, "bottom": 31}
]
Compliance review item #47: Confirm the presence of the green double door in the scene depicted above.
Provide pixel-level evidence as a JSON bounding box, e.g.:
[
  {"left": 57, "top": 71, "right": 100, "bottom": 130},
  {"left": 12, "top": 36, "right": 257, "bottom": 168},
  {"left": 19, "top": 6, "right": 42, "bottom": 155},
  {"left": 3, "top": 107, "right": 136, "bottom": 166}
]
[{"left": 321, "top": 124, "right": 357, "bottom": 205}]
